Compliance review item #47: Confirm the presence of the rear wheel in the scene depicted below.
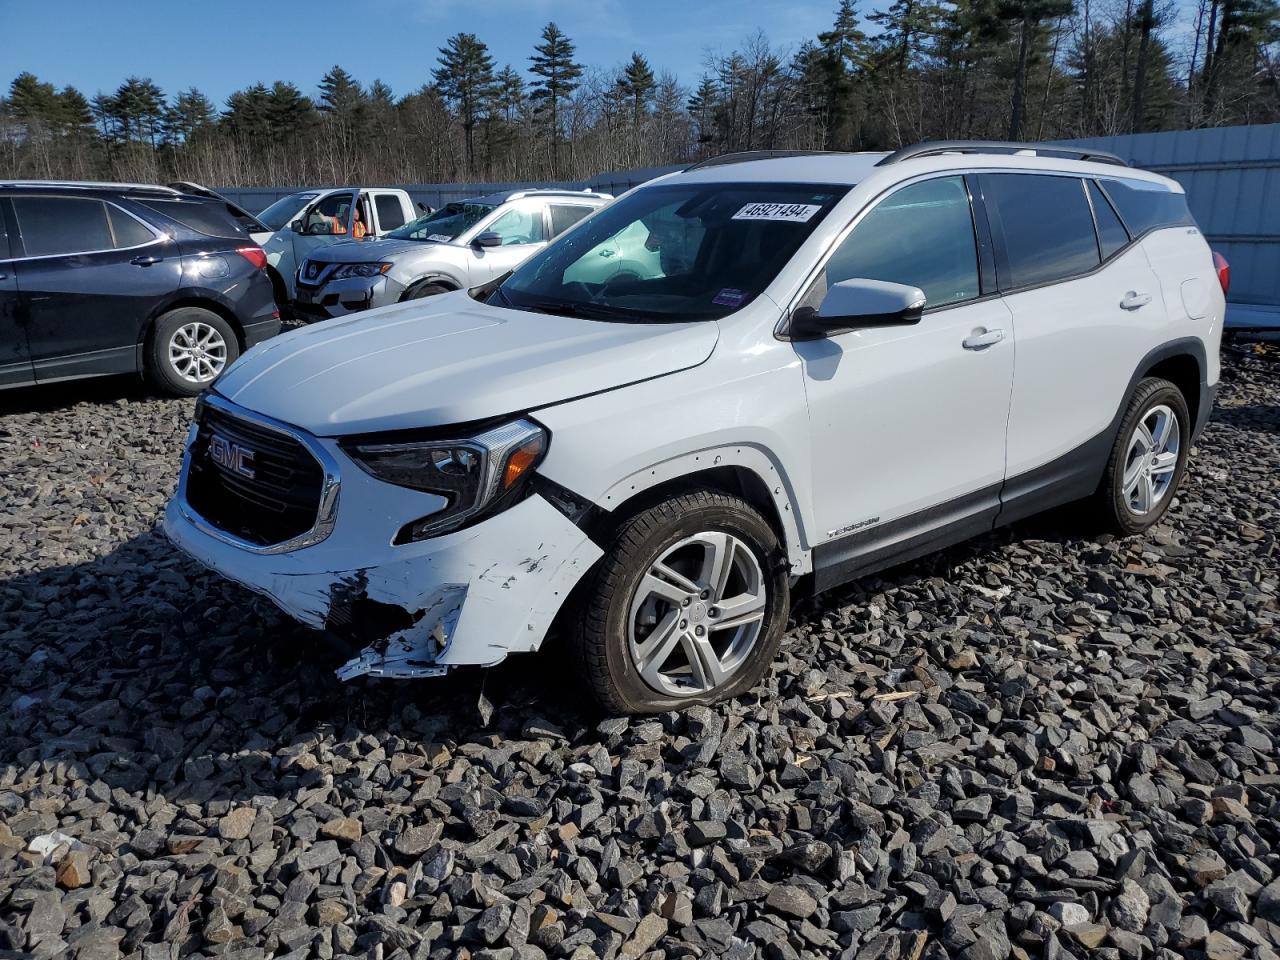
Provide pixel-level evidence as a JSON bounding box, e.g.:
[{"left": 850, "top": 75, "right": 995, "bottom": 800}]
[
  {"left": 148, "top": 307, "right": 239, "bottom": 397},
  {"left": 572, "top": 489, "right": 789, "bottom": 714},
  {"left": 1093, "top": 377, "right": 1190, "bottom": 534}
]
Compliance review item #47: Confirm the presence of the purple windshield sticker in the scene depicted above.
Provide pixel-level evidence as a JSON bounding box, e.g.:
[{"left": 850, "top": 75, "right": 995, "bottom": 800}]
[{"left": 713, "top": 288, "right": 746, "bottom": 308}]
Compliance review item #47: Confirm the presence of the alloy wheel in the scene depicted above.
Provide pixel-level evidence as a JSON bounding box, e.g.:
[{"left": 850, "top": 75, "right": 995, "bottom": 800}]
[
  {"left": 168, "top": 321, "right": 228, "bottom": 384},
  {"left": 1122, "top": 403, "right": 1180, "bottom": 515},
  {"left": 627, "top": 531, "right": 767, "bottom": 697}
]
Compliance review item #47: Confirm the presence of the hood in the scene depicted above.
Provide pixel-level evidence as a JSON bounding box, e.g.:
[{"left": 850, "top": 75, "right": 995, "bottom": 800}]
[
  {"left": 214, "top": 291, "right": 719, "bottom": 435},
  {"left": 312, "top": 237, "right": 446, "bottom": 264}
]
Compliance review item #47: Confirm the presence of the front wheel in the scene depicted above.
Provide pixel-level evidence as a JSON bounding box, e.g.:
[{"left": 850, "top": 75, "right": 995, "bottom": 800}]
[
  {"left": 403, "top": 281, "right": 449, "bottom": 301},
  {"left": 572, "top": 489, "right": 790, "bottom": 714},
  {"left": 148, "top": 307, "right": 240, "bottom": 397},
  {"left": 1093, "top": 377, "right": 1191, "bottom": 535}
]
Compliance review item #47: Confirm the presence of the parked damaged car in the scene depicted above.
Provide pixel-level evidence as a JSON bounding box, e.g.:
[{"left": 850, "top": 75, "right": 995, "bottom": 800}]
[
  {"left": 165, "top": 141, "right": 1224, "bottom": 713},
  {"left": 293, "top": 189, "right": 611, "bottom": 318}
]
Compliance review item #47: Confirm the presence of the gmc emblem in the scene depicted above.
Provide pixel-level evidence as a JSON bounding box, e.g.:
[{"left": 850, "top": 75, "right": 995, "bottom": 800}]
[{"left": 209, "top": 433, "right": 256, "bottom": 479}]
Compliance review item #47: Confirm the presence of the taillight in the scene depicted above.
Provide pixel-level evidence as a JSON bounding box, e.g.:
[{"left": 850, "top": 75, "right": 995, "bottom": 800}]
[
  {"left": 1212, "top": 250, "right": 1229, "bottom": 294},
  {"left": 236, "top": 246, "right": 268, "bottom": 270}
]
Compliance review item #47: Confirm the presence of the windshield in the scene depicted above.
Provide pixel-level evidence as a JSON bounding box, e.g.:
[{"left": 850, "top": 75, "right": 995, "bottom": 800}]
[
  {"left": 257, "top": 192, "right": 320, "bottom": 231},
  {"left": 387, "top": 202, "right": 496, "bottom": 242},
  {"left": 498, "top": 182, "right": 848, "bottom": 322}
]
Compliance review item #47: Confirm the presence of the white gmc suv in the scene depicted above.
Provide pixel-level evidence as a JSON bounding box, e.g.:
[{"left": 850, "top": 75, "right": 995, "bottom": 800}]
[{"left": 165, "top": 141, "right": 1225, "bottom": 714}]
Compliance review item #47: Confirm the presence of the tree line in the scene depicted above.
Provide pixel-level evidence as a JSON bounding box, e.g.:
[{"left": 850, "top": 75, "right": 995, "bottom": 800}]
[{"left": 2, "top": 1, "right": 1277, "bottom": 189}]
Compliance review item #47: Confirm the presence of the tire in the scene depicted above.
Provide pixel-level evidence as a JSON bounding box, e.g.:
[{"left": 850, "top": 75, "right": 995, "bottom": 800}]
[
  {"left": 147, "top": 307, "right": 240, "bottom": 397},
  {"left": 572, "top": 489, "right": 790, "bottom": 714},
  {"left": 404, "top": 281, "right": 449, "bottom": 301},
  {"left": 1092, "top": 377, "right": 1191, "bottom": 535}
]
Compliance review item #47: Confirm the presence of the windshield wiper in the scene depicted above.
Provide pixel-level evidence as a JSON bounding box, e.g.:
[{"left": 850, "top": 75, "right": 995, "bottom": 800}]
[{"left": 512, "top": 297, "right": 624, "bottom": 321}]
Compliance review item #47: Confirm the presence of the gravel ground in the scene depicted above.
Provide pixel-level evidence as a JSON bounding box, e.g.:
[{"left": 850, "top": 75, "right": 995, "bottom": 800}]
[{"left": 0, "top": 344, "right": 1277, "bottom": 960}]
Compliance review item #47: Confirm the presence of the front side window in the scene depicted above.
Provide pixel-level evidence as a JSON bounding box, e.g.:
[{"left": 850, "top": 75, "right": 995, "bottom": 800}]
[
  {"left": 805, "top": 176, "right": 980, "bottom": 311},
  {"left": 12, "top": 196, "right": 113, "bottom": 257},
  {"left": 500, "top": 182, "right": 848, "bottom": 322},
  {"left": 386, "top": 202, "right": 495, "bottom": 242},
  {"left": 982, "top": 174, "right": 1100, "bottom": 288},
  {"left": 485, "top": 207, "right": 546, "bottom": 245},
  {"left": 300, "top": 194, "right": 354, "bottom": 236}
]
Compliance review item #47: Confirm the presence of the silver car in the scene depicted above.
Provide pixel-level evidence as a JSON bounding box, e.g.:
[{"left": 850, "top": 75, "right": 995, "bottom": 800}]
[{"left": 293, "top": 189, "right": 613, "bottom": 319}]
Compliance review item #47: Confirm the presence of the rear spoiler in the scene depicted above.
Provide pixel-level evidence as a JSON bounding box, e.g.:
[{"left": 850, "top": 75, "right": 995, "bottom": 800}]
[{"left": 168, "top": 181, "right": 272, "bottom": 234}]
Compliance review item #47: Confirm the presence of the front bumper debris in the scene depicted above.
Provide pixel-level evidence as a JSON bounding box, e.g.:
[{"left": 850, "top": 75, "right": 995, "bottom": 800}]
[{"left": 166, "top": 453, "right": 603, "bottom": 679}]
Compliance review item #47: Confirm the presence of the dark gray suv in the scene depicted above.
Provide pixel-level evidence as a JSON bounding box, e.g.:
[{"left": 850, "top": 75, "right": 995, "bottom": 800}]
[{"left": 0, "top": 181, "right": 280, "bottom": 396}]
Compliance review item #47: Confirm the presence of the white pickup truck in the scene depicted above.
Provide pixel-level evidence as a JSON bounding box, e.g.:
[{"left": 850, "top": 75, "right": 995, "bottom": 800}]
[{"left": 175, "top": 184, "right": 422, "bottom": 305}]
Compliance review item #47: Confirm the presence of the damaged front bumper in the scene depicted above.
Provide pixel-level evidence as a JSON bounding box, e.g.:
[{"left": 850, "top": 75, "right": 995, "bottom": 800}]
[
  {"left": 164, "top": 455, "right": 603, "bottom": 680},
  {"left": 293, "top": 274, "right": 405, "bottom": 319}
]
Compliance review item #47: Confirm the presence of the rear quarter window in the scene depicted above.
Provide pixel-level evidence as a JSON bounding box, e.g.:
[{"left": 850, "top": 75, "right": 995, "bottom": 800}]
[
  {"left": 133, "top": 198, "right": 250, "bottom": 240},
  {"left": 1098, "top": 179, "right": 1194, "bottom": 235}
]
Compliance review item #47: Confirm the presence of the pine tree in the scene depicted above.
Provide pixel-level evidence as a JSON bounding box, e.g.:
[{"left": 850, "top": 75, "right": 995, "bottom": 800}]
[
  {"left": 111, "top": 77, "right": 166, "bottom": 146},
  {"left": 265, "top": 81, "right": 315, "bottom": 138},
  {"left": 318, "top": 66, "right": 365, "bottom": 115},
  {"left": 164, "top": 88, "right": 215, "bottom": 144},
  {"left": 616, "top": 52, "right": 657, "bottom": 126},
  {"left": 529, "top": 22, "right": 583, "bottom": 173},
  {"left": 686, "top": 74, "right": 719, "bottom": 152},
  {"left": 434, "top": 33, "right": 497, "bottom": 173}
]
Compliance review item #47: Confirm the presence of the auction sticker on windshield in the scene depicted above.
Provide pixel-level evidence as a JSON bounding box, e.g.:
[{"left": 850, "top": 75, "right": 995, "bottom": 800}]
[
  {"left": 428, "top": 234, "right": 452, "bottom": 242},
  {"left": 732, "top": 202, "right": 822, "bottom": 223}
]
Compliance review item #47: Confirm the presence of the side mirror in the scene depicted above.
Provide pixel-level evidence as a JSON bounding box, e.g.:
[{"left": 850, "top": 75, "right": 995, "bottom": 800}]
[
  {"left": 417, "top": 202, "right": 431, "bottom": 213},
  {"left": 790, "top": 279, "right": 926, "bottom": 340},
  {"left": 472, "top": 231, "right": 502, "bottom": 248},
  {"left": 290, "top": 219, "right": 304, "bottom": 233}
]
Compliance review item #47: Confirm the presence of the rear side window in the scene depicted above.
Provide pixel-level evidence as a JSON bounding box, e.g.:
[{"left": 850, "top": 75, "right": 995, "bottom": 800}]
[
  {"left": 982, "top": 174, "right": 1099, "bottom": 288},
  {"left": 134, "top": 198, "right": 248, "bottom": 239},
  {"left": 816, "top": 175, "right": 980, "bottom": 309},
  {"left": 1088, "top": 181, "right": 1130, "bottom": 260},
  {"left": 549, "top": 204, "right": 594, "bottom": 237},
  {"left": 1098, "top": 178, "right": 1194, "bottom": 235},
  {"left": 12, "top": 196, "right": 113, "bottom": 257},
  {"left": 107, "top": 205, "right": 156, "bottom": 248},
  {"left": 374, "top": 194, "right": 406, "bottom": 231}
]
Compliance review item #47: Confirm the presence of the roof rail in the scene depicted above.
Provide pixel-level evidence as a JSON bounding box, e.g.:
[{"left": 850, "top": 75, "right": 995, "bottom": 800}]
[
  {"left": 684, "top": 149, "right": 852, "bottom": 171},
  {"left": 0, "top": 179, "right": 183, "bottom": 193},
  {"left": 875, "top": 140, "right": 1128, "bottom": 168}
]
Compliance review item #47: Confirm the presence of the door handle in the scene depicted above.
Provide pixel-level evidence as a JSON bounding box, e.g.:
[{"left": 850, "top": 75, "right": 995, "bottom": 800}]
[
  {"left": 962, "top": 327, "right": 1006, "bottom": 350},
  {"left": 131, "top": 255, "right": 162, "bottom": 266},
  {"left": 599, "top": 248, "right": 616, "bottom": 257},
  {"left": 1120, "top": 291, "right": 1152, "bottom": 310}
]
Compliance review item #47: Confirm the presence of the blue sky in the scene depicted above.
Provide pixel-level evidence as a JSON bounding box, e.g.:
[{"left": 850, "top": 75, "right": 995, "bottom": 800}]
[{"left": 7, "top": 0, "right": 845, "bottom": 105}]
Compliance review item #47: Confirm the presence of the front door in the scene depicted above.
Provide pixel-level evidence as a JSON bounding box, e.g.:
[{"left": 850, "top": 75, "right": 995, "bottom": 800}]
[
  {"left": 8, "top": 194, "right": 182, "bottom": 382},
  {"left": 282, "top": 190, "right": 360, "bottom": 298},
  {"left": 0, "top": 202, "right": 33, "bottom": 387},
  {"left": 464, "top": 201, "right": 550, "bottom": 285},
  {"left": 793, "top": 176, "right": 1015, "bottom": 585}
]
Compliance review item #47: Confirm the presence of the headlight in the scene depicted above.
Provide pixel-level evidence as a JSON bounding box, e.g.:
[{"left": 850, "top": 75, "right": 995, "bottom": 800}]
[
  {"left": 331, "top": 263, "right": 392, "bottom": 279},
  {"left": 344, "top": 419, "right": 547, "bottom": 542}
]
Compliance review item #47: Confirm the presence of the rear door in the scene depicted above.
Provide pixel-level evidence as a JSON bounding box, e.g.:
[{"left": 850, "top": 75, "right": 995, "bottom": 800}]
[
  {"left": 982, "top": 172, "right": 1164, "bottom": 500},
  {"left": 0, "top": 201, "right": 33, "bottom": 387},
  {"left": 9, "top": 194, "right": 182, "bottom": 382}
]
